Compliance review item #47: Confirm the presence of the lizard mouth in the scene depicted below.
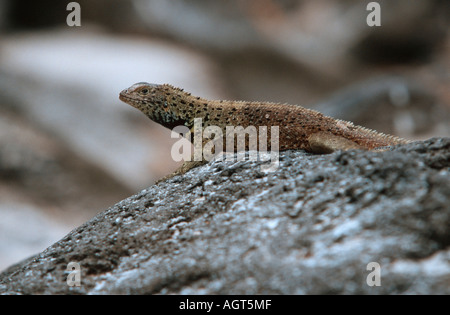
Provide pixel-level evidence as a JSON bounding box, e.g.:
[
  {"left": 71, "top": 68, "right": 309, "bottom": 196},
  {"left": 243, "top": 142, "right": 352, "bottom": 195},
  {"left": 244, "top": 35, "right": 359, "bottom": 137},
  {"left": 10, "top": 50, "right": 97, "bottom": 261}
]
[
  {"left": 119, "top": 91, "right": 135, "bottom": 104},
  {"left": 119, "top": 92, "right": 141, "bottom": 110},
  {"left": 119, "top": 91, "right": 149, "bottom": 111}
]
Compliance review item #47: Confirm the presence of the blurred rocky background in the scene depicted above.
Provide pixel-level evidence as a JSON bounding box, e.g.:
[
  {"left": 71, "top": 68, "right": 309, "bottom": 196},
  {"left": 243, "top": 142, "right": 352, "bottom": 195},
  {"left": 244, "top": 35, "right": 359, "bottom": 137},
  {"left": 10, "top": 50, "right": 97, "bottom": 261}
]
[{"left": 0, "top": 0, "right": 449, "bottom": 271}]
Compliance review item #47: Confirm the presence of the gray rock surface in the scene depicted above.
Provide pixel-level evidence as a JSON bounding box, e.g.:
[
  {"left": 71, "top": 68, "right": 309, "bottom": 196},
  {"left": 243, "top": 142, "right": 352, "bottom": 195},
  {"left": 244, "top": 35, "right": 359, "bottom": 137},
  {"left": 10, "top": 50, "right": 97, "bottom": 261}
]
[{"left": 1, "top": 138, "right": 449, "bottom": 294}]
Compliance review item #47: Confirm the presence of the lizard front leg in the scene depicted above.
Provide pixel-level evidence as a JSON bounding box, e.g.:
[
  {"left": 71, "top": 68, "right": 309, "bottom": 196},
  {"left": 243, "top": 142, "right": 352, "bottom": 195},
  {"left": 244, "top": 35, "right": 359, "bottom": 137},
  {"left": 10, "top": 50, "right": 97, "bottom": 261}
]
[
  {"left": 155, "top": 127, "right": 221, "bottom": 183},
  {"left": 155, "top": 160, "right": 207, "bottom": 183}
]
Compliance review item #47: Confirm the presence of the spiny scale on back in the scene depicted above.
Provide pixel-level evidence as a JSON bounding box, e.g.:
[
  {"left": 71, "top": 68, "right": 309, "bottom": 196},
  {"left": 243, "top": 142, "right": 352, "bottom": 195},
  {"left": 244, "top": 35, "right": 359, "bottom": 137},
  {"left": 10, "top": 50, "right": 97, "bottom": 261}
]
[{"left": 119, "top": 82, "right": 409, "bottom": 154}]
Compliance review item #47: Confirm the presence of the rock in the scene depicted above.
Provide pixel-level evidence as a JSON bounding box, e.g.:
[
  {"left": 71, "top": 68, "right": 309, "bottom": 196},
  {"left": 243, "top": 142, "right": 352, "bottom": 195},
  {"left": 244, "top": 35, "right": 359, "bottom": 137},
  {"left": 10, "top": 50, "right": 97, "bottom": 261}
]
[{"left": 1, "top": 138, "right": 449, "bottom": 294}]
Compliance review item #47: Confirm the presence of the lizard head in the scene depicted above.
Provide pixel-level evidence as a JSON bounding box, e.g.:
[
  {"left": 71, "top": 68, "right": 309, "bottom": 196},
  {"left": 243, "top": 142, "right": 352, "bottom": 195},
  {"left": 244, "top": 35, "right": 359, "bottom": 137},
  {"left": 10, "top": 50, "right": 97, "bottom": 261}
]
[{"left": 119, "top": 82, "right": 188, "bottom": 129}]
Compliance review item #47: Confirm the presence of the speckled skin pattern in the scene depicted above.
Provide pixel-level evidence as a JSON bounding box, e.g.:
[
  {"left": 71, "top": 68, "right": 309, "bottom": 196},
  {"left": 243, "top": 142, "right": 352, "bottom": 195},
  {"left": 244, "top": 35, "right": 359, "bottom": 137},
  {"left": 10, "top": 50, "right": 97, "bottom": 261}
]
[{"left": 120, "top": 82, "right": 409, "bottom": 154}]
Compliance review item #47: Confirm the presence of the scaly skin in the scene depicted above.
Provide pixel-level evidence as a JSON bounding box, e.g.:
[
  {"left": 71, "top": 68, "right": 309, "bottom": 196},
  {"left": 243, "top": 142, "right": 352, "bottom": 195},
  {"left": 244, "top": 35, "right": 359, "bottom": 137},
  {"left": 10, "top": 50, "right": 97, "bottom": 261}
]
[{"left": 119, "top": 82, "right": 409, "bottom": 180}]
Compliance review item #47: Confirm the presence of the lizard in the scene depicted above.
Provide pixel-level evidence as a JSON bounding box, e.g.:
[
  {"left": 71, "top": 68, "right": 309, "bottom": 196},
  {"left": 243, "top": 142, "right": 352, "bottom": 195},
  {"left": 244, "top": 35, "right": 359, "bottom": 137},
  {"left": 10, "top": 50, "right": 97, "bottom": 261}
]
[{"left": 119, "top": 82, "right": 410, "bottom": 182}]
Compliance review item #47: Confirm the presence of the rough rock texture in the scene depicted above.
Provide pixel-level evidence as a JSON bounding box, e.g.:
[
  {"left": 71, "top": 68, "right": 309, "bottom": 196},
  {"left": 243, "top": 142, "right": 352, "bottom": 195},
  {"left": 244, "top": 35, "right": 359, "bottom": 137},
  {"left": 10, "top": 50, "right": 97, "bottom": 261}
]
[{"left": 1, "top": 138, "right": 449, "bottom": 295}]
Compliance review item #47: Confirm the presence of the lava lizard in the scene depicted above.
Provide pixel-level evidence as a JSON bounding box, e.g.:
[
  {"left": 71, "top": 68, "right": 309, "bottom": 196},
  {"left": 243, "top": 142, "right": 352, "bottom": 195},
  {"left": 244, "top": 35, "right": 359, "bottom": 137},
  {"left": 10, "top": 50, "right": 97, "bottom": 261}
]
[{"left": 119, "top": 82, "right": 409, "bottom": 182}]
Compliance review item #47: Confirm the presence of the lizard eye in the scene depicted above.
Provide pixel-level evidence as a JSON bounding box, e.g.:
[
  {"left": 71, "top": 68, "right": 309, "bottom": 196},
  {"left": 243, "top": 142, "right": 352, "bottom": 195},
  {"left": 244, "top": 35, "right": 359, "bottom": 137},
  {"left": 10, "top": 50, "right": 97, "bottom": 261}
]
[{"left": 139, "top": 88, "right": 149, "bottom": 95}]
